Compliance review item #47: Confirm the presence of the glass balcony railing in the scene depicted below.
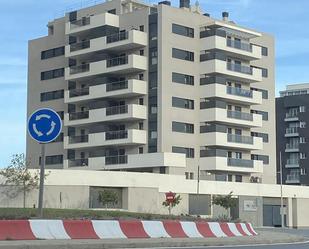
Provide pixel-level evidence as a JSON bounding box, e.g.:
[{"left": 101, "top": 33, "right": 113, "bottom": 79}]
[
  {"left": 105, "top": 130, "right": 128, "bottom": 140},
  {"left": 70, "top": 40, "right": 90, "bottom": 52},
  {"left": 226, "top": 86, "right": 253, "bottom": 98},
  {"left": 106, "top": 31, "right": 129, "bottom": 44},
  {"left": 286, "top": 173, "right": 300, "bottom": 182},
  {"left": 285, "top": 127, "right": 299, "bottom": 134},
  {"left": 226, "top": 39, "right": 252, "bottom": 52},
  {"left": 70, "top": 17, "right": 90, "bottom": 29},
  {"left": 105, "top": 155, "right": 128, "bottom": 165},
  {"left": 106, "top": 105, "right": 128, "bottom": 116},
  {"left": 227, "top": 110, "right": 253, "bottom": 121},
  {"left": 286, "top": 158, "right": 299, "bottom": 165},
  {"left": 69, "top": 88, "right": 90, "bottom": 98},
  {"left": 69, "top": 135, "right": 89, "bottom": 144},
  {"left": 227, "top": 134, "right": 254, "bottom": 144},
  {"left": 227, "top": 62, "right": 253, "bottom": 75},
  {"left": 106, "top": 56, "right": 128, "bottom": 67},
  {"left": 68, "top": 158, "right": 88, "bottom": 167},
  {"left": 70, "top": 64, "right": 90, "bottom": 74},
  {"left": 106, "top": 80, "right": 128, "bottom": 91},
  {"left": 286, "top": 144, "right": 299, "bottom": 150},
  {"left": 227, "top": 158, "right": 254, "bottom": 168},
  {"left": 285, "top": 112, "right": 298, "bottom": 118},
  {"left": 69, "top": 111, "right": 89, "bottom": 120},
  {"left": 200, "top": 29, "right": 226, "bottom": 38}
]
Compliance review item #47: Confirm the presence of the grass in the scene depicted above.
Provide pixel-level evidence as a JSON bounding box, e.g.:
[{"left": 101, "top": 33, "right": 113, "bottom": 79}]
[{"left": 0, "top": 208, "right": 211, "bottom": 221}]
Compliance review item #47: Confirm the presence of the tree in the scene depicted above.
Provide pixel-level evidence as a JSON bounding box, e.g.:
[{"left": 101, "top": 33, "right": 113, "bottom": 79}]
[
  {"left": 97, "top": 189, "right": 119, "bottom": 208},
  {"left": 162, "top": 193, "right": 181, "bottom": 215},
  {"left": 0, "top": 154, "right": 40, "bottom": 208},
  {"left": 212, "top": 191, "right": 237, "bottom": 217}
]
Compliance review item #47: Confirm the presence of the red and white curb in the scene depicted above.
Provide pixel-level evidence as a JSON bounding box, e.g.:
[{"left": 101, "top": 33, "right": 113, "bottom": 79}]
[{"left": 0, "top": 220, "right": 257, "bottom": 240}]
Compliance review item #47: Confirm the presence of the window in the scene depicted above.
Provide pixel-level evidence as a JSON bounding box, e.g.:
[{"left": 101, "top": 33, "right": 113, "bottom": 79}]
[
  {"left": 40, "top": 89, "right": 64, "bottom": 102},
  {"left": 172, "top": 97, "right": 194, "bottom": 109},
  {"left": 300, "top": 106, "right": 306, "bottom": 112},
  {"left": 300, "top": 122, "right": 306, "bottom": 128},
  {"left": 51, "top": 133, "right": 64, "bottom": 143},
  {"left": 251, "top": 132, "right": 269, "bottom": 143},
  {"left": 261, "top": 46, "right": 268, "bottom": 56},
  {"left": 300, "top": 137, "right": 306, "bottom": 143},
  {"left": 41, "top": 68, "right": 64, "bottom": 80},
  {"left": 107, "top": 9, "right": 116, "bottom": 14},
  {"left": 150, "top": 131, "right": 157, "bottom": 139},
  {"left": 300, "top": 153, "right": 307, "bottom": 159},
  {"left": 172, "top": 48, "right": 194, "bottom": 61},
  {"left": 251, "top": 154, "right": 269, "bottom": 164},
  {"left": 139, "top": 25, "right": 144, "bottom": 32},
  {"left": 172, "top": 23, "right": 194, "bottom": 38},
  {"left": 41, "top": 46, "right": 64, "bottom": 60},
  {"left": 172, "top": 146, "right": 194, "bottom": 158},
  {"left": 251, "top": 110, "right": 268, "bottom": 121},
  {"left": 40, "top": 155, "right": 63, "bottom": 165},
  {"left": 172, "top": 121, "right": 194, "bottom": 134},
  {"left": 235, "top": 175, "right": 242, "bottom": 182},
  {"left": 228, "top": 175, "right": 233, "bottom": 182},
  {"left": 139, "top": 73, "right": 144, "bottom": 80},
  {"left": 150, "top": 48, "right": 158, "bottom": 65},
  {"left": 261, "top": 68, "right": 268, "bottom": 78},
  {"left": 139, "top": 147, "right": 144, "bottom": 154},
  {"left": 251, "top": 87, "right": 268, "bottom": 99},
  {"left": 172, "top": 72, "right": 194, "bottom": 85},
  {"left": 140, "top": 49, "right": 144, "bottom": 56},
  {"left": 57, "top": 111, "right": 64, "bottom": 120},
  {"left": 139, "top": 122, "right": 144, "bottom": 130},
  {"left": 185, "top": 172, "right": 194, "bottom": 179}
]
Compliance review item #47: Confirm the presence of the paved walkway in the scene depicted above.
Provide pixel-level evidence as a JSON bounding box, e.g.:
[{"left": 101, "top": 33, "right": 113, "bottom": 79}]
[{"left": 0, "top": 229, "right": 305, "bottom": 249}]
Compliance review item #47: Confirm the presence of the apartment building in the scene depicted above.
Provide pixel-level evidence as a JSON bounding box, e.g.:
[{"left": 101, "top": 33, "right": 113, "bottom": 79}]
[
  {"left": 276, "top": 83, "right": 309, "bottom": 185},
  {"left": 27, "top": 0, "right": 276, "bottom": 184}
]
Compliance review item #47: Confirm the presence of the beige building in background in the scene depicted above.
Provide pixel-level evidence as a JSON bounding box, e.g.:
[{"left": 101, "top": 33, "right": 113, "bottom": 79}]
[{"left": 27, "top": 0, "right": 276, "bottom": 184}]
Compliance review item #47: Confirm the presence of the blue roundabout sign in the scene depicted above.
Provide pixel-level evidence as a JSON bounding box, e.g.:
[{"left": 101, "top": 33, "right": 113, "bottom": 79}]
[{"left": 28, "top": 108, "right": 62, "bottom": 143}]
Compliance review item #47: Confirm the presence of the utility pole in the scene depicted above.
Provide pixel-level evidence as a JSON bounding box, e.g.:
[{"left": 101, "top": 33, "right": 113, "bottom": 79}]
[{"left": 279, "top": 152, "right": 285, "bottom": 228}]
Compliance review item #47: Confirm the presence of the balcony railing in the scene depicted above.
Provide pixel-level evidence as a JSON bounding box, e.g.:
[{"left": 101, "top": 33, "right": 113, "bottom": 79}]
[
  {"left": 286, "top": 112, "right": 298, "bottom": 118},
  {"left": 68, "top": 158, "right": 89, "bottom": 167},
  {"left": 286, "top": 127, "right": 299, "bottom": 134},
  {"left": 70, "top": 40, "right": 90, "bottom": 52},
  {"left": 70, "top": 64, "right": 90, "bottom": 74},
  {"left": 69, "top": 111, "right": 89, "bottom": 120},
  {"left": 106, "top": 31, "right": 129, "bottom": 44},
  {"left": 226, "top": 39, "right": 252, "bottom": 52},
  {"left": 70, "top": 17, "right": 91, "bottom": 29},
  {"left": 227, "top": 110, "right": 253, "bottom": 121},
  {"left": 106, "top": 80, "right": 128, "bottom": 91},
  {"left": 227, "top": 134, "right": 254, "bottom": 144},
  {"left": 69, "top": 88, "right": 90, "bottom": 98},
  {"left": 227, "top": 62, "right": 253, "bottom": 75},
  {"left": 286, "top": 158, "right": 299, "bottom": 165},
  {"left": 286, "top": 173, "right": 300, "bottom": 182},
  {"left": 226, "top": 86, "right": 253, "bottom": 98},
  {"left": 106, "top": 105, "right": 128, "bottom": 116},
  {"left": 200, "top": 29, "right": 226, "bottom": 38},
  {"left": 286, "top": 144, "right": 299, "bottom": 150},
  {"left": 69, "top": 135, "right": 89, "bottom": 144},
  {"left": 105, "top": 155, "right": 128, "bottom": 165},
  {"left": 106, "top": 56, "right": 128, "bottom": 67},
  {"left": 227, "top": 158, "right": 254, "bottom": 168},
  {"left": 105, "top": 130, "right": 128, "bottom": 140}
]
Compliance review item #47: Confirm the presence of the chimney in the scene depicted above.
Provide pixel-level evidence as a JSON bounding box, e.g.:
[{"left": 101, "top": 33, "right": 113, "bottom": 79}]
[
  {"left": 222, "top": 11, "right": 229, "bottom": 21},
  {"left": 180, "top": 0, "right": 190, "bottom": 8}
]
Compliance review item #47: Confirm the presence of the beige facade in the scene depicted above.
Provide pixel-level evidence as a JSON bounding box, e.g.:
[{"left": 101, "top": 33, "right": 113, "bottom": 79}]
[{"left": 27, "top": 0, "right": 275, "bottom": 184}]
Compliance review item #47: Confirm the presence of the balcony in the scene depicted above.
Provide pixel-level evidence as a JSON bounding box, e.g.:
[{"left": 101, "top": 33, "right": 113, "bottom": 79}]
[
  {"left": 200, "top": 59, "right": 262, "bottom": 83},
  {"left": 285, "top": 143, "right": 299, "bottom": 153},
  {"left": 64, "top": 129, "right": 146, "bottom": 149},
  {"left": 200, "top": 108, "right": 262, "bottom": 128},
  {"left": 285, "top": 158, "right": 299, "bottom": 168},
  {"left": 65, "top": 54, "right": 147, "bottom": 80},
  {"left": 199, "top": 156, "right": 263, "bottom": 174},
  {"left": 64, "top": 152, "right": 186, "bottom": 170},
  {"left": 284, "top": 112, "right": 299, "bottom": 122},
  {"left": 65, "top": 12, "right": 119, "bottom": 35},
  {"left": 64, "top": 104, "right": 147, "bottom": 126},
  {"left": 200, "top": 35, "right": 262, "bottom": 60},
  {"left": 285, "top": 127, "right": 299, "bottom": 137},
  {"left": 65, "top": 79, "right": 146, "bottom": 103},
  {"left": 201, "top": 84, "right": 262, "bottom": 105},
  {"left": 200, "top": 132, "right": 263, "bottom": 150},
  {"left": 286, "top": 173, "right": 300, "bottom": 184},
  {"left": 65, "top": 30, "right": 147, "bottom": 57}
]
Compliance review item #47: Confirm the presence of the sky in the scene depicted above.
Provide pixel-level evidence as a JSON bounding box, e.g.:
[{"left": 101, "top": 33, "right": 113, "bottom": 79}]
[{"left": 0, "top": 0, "right": 309, "bottom": 167}]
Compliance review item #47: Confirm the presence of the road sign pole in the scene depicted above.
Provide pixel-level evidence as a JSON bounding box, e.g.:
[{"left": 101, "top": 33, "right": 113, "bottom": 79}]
[{"left": 38, "top": 143, "right": 46, "bottom": 218}]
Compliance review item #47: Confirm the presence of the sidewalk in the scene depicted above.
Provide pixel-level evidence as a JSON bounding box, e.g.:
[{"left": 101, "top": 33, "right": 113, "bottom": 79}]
[{"left": 0, "top": 230, "right": 306, "bottom": 249}]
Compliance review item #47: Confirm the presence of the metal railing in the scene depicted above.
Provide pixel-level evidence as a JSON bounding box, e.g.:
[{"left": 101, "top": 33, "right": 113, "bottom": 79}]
[
  {"left": 70, "top": 17, "right": 90, "bottom": 29},
  {"left": 226, "top": 39, "right": 252, "bottom": 52},
  {"left": 286, "top": 112, "right": 298, "bottom": 118},
  {"left": 69, "top": 88, "right": 90, "bottom": 98},
  {"left": 69, "top": 111, "right": 89, "bottom": 120},
  {"left": 227, "top": 134, "right": 254, "bottom": 144},
  {"left": 286, "top": 158, "right": 299, "bottom": 165},
  {"left": 106, "top": 56, "right": 128, "bottom": 67},
  {"left": 226, "top": 86, "right": 253, "bottom": 98},
  {"left": 106, "top": 105, "right": 128, "bottom": 116},
  {"left": 286, "top": 143, "right": 299, "bottom": 150},
  {"left": 227, "top": 62, "right": 253, "bottom": 75},
  {"left": 68, "top": 158, "right": 89, "bottom": 167},
  {"left": 105, "top": 155, "right": 128, "bottom": 165},
  {"left": 70, "top": 64, "right": 90, "bottom": 74},
  {"left": 106, "top": 80, "right": 128, "bottom": 91},
  {"left": 70, "top": 40, "right": 90, "bottom": 52},
  {"left": 69, "top": 135, "right": 88, "bottom": 144},
  {"left": 106, "top": 31, "right": 129, "bottom": 44},
  {"left": 286, "top": 127, "right": 299, "bottom": 134},
  {"left": 227, "top": 158, "right": 254, "bottom": 168},
  {"left": 105, "top": 130, "right": 128, "bottom": 140},
  {"left": 286, "top": 173, "right": 300, "bottom": 182},
  {"left": 227, "top": 110, "right": 253, "bottom": 121}
]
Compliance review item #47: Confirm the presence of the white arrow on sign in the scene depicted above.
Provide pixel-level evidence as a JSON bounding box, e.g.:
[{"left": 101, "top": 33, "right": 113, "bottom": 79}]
[
  {"left": 46, "top": 121, "right": 56, "bottom": 136},
  {"left": 33, "top": 123, "right": 43, "bottom": 137}
]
